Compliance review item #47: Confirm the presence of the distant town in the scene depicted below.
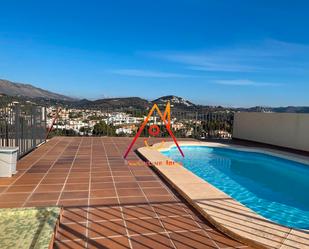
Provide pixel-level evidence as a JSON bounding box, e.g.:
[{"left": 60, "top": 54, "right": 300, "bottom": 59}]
[{"left": 46, "top": 105, "right": 233, "bottom": 139}]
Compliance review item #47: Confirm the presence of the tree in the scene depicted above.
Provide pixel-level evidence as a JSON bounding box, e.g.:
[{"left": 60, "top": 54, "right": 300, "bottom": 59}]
[
  {"left": 92, "top": 121, "right": 116, "bottom": 136},
  {"left": 87, "top": 115, "right": 102, "bottom": 121},
  {"left": 69, "top": 112, "right": 83, "bottom": 119},
  {"left": 79, "top": 126, "right": 91, "bottom": 133},
  {"left": 49, "top": 128, "right": 77, "bottom": 137}
]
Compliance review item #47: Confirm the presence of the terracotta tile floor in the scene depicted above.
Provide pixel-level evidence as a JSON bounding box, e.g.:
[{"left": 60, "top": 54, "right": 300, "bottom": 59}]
[{"left": 0, "top": 137, "right": 250, "bottom": 249}]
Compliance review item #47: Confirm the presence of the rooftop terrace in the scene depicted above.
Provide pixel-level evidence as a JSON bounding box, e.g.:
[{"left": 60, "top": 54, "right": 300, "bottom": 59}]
[{"left": 0, "top": 137, "right": 250, "bottom": 249}]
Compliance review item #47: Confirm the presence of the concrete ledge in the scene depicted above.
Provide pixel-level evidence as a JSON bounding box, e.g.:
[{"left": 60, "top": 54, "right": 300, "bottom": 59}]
[
  {"left": 137, "top": 141, "right": 309, "bottom": 249},
  {"left": 232, "top": 112, "right": 309, "bottom": 152}
]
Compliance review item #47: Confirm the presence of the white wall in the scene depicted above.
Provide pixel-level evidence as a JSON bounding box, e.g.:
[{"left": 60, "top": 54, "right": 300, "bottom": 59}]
[{"left": 233, "top": 112, "right": 309, "bottom": 152}]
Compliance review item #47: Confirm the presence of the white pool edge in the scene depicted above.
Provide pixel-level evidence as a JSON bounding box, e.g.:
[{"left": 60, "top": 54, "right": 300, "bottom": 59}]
[{"left": 137, "top": 141, "right": 309, "bottom": 249}]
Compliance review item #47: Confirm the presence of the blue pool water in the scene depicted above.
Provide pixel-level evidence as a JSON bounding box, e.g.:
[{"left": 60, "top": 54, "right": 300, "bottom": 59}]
[{"left": 161, "top": 146, "right": 309, "bottom": 229}]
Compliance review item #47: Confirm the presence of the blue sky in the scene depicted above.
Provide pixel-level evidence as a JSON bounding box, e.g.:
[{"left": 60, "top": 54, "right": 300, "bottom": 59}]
[{"left": 0, "top": 0, "right": 309, "bottom": 107}]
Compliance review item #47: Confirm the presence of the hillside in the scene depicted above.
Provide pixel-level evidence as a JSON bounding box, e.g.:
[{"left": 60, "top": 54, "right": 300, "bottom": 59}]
[
  {"left": 0, "top": 79, "right": 75, "bottom": 101},
  {"left": 71, "top": 95, "right": 198, "bottom": 111},
  {"left": 72, "top": 97, "right": 150, "bottom": 110}
]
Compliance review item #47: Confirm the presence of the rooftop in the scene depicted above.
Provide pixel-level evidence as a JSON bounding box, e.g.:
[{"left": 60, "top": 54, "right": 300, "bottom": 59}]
[{"left": 0, "top": 137, "right": 249, "bottom": 249}]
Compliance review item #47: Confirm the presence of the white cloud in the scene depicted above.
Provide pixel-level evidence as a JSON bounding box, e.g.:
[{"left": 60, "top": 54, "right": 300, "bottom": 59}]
[
  {"left": 213, "top": 79, "right": 282, "bottom": 87},
  {"left": 143, "top": 39, "right": 309, "bottom": 73},
  {"left": 146, "top": 52, "right": 258, "bottom": 72},
  {"left": 109, "top": 69, "right": 193, "bottom": 78}
]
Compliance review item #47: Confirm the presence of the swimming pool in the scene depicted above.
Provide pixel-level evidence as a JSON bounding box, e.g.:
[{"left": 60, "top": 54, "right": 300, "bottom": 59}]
[{"left": 161, "top": 146, "right": 309, "bottom": 229}]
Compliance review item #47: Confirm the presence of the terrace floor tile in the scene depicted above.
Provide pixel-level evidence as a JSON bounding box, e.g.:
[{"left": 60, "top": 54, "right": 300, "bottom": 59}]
[
  {"left": 63, "top": 183, "right": 89, "bottom": 192},
  {"left": 6, "top": 185, "right": 37, "bottom": 193},
  {"left": 88, "top": 207, "right": 123, "bottom": 221},
  {"left": 91, "top": 182, "right": 114, "bottom": 190},
  {"left": 54, "top": 240, "right": 86, "bottom": 249},
  {"left": 160, "top": 216, "right": 203, "bottom": 232},
  {"left": 0, "top": 186, "right": 7, "bottom": 193},
  {"left": 153, "top": 204, "right": 189, "bottom": 217},
  {"left": 24, "top": 200, "right": 58, "bottom": 207},
  {"left": 67, "top": 177, "right": 89, "bottom": 184},
  {"left": 58, "top": 199, "right": 89, "bottom": 207},
  {"left": 122, "top": 205, "right": 157, "bottom": 219},
  {"left": 57, "top": 222, "right": 87, "bottom": 241},
  {"left": 60, "top": 191, "right": 89, "bottom": 200},
  {"left": 126, "top": 218, "right": 166, "bottom": 235},
  {"left": 130, "top": 233, "right": 174, "bottom": 249},
  {"left": 169, "top": 230, "right": 217, "bottom": 249},
  {"left": 117, "top": 188, "right": 144, "bottom": 197},
  {"left": 91, "top": 177, "right": 113, "bottom": 183},
  {"left": 29, "top": 192, "right": 60, "bottom": 201},
  {"left": 142, "top": 187, "right": 170, "bottom": 196},
  {"left": 88, "top": 220, "right": 127, "bottom": 238},
  {"left": 0, "top": 193, "right": 30, "bottom": 203},
  {"left": 87, "top": 236, "right": 130, "bottom": 249},
  {"left": 206, "top": 229, "right": 245, "bottom": 248},
  {"left": 115, "top": 182, "right": 140, "bottom": 189},
  {"left": 60, "top": 208, "right": 88, "bottom": 224},
  {"left": 41, "top": 178, "right": 66, "bottom": 185},
  {"left": 119, "top": 196, "right": 148, "bottom": 205},
  {"left": 0, "top": 137, "right": 248, "bottom": 249},
  {"left": 146, "top": 195, "right": 178, "bottom": 204},
  {"left": 90, "top": 189, "right": 117, "bottom": 198},
  {"left": 35, "top": 184, "right": 63, "bottom": 192},
  {"left": 114, "top": 176, "right": 136, "bottom": 182},
  {"left": 138, "top": 181, "right": 164, "bottom": 188},
  {"left": 89, "top": 197, "right": 119, "bottom": 206}
]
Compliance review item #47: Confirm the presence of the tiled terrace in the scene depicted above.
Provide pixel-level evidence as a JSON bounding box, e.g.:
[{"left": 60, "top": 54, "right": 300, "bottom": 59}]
[{"left": 0, "top": 137, "right": 250, "bottom": 249}]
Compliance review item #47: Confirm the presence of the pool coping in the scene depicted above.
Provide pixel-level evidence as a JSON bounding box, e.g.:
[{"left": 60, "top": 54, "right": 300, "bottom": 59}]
[{"left": 137, "top": 141, "right": 309, "bottom": 249}]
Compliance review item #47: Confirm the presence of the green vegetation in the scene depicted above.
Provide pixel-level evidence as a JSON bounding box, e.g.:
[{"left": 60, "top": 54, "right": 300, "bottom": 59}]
[
  {"left": 92, "top": 121, "right": 116, "bottom": 136},
  {"left": 49, "top": 128, "right": 77, "bottom": 137},
  {"left": 125, "top": 110, "right": 147, "bottom": 117},
  {"left": 69, "top": 112, "right": 83, "bottom": 118},
  {"left": 87, "top": 115, "right": 102, "bottom": 120},
  {"left": 79, "top": 126, "right": 91, "bottom": 133}
]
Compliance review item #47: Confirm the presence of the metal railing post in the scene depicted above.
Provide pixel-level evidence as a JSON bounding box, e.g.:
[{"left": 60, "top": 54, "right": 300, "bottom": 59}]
[{"left": 14, "top": 105, "right": 20, "bottom": 151}]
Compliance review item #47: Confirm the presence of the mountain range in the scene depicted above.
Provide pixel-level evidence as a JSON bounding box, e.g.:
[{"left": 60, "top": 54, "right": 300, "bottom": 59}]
[
  {"left": 1, "top": 78, "right": 309, "bottom": 113},
  {"left": 0, "top": 79, "right": 75, "bottom": 101}
]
